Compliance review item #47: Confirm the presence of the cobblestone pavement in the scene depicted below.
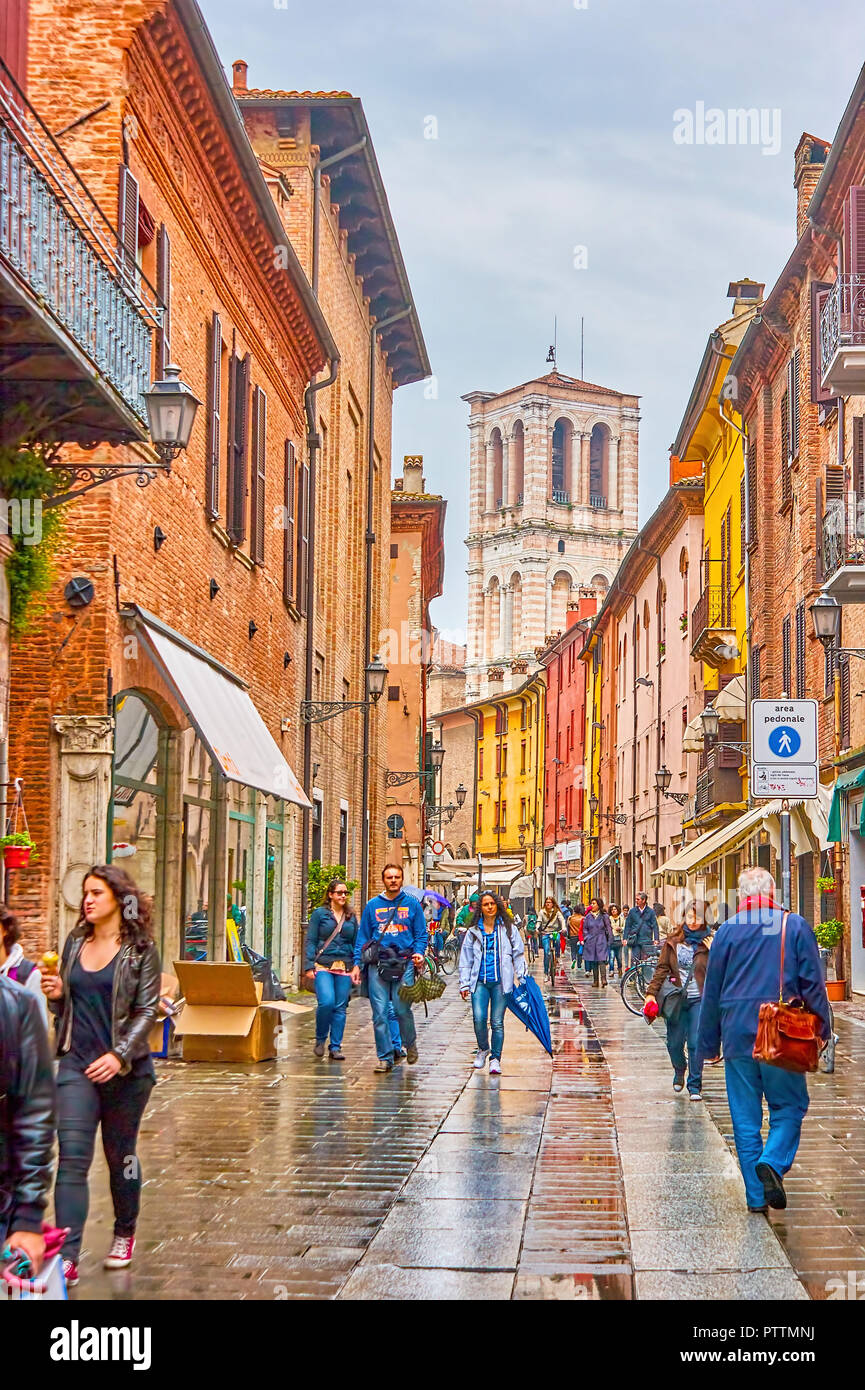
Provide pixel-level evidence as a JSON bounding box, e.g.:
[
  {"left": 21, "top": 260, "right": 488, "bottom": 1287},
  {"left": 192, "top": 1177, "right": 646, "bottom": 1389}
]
[{"left": 66, "top": 962, "right": 633, "bottom": 1301}]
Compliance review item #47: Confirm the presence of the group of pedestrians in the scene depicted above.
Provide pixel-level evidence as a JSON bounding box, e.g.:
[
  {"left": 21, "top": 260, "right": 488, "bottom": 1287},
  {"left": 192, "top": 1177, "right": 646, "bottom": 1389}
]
[
  {"left": 640, "top": 866, "right": 832, "bottom": 1216},
  {"left": 0, "top": 864, "right": 160, "bottom": 1287}
]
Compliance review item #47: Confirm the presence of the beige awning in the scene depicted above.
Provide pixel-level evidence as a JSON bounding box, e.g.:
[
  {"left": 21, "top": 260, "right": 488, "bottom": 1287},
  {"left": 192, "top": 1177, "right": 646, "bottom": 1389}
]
[
  {"left": 577, "top": 845, "right": 619, "bottom": 884},
  {"left": 715, "top": 673, "right": 746, "bottom": 721},
  {"left": 653, "top": 792, "right": 830, "bottom": 883},
  {"left": 682, "top": 715, "right": 704, "bottom": 753}
]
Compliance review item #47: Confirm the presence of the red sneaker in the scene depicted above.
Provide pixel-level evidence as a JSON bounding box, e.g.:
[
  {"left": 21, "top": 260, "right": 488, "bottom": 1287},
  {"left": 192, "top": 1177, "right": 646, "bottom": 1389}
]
[
  {"left": 104, "top": 1235, "right": 135, "bottom": 1269},
  {"left": 62, "top": 1258, "right": 79, "bottom": 1287}
]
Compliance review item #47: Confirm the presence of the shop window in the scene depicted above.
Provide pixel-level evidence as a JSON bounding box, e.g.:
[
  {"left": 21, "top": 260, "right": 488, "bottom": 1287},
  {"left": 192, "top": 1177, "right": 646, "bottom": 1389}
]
[
  {"left": 311, "top": 793, "right": 323, "bottom": 862},
  {"left": 110, "top": 691, "right": 165, "bottom": 924},
  {"left": 180, "top": 727, "right": 216, "bottom": 961},
  {"left": 264, "top": 797, "right": 283, "bottom": 966},
  {"left": 228, "top": 783, "right": 256, "bottom": 940}
]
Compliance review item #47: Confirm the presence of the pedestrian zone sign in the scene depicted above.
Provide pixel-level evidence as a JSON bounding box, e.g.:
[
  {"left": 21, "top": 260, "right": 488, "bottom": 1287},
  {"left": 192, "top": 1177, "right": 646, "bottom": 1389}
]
[{"left": 751, "top": 699, "right": 818, "bottom": 800}]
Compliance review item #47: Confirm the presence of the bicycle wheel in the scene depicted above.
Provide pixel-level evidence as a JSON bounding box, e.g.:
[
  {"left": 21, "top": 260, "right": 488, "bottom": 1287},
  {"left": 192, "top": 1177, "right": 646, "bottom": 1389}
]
[
  {"left": 423, "top": 953, "right": 439, "bottom": 978},
  {"left": 620, "top": 965, "right": 647, "bottom": 1017},
  {"left": 440, "top": 943, "right": 457, "bottom": 975}
]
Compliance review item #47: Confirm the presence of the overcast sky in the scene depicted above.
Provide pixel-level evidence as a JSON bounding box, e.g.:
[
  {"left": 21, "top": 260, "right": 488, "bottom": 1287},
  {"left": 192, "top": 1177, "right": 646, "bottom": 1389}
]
[{"left": 202, "top": 0, "right": 863, "bottom": 639}]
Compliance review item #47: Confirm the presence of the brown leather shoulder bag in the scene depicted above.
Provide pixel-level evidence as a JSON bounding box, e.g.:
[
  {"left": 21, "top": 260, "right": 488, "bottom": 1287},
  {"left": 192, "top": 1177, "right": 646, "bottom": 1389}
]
[{"left": 752, "top": 911, "right": 821, "bottom": 1074}]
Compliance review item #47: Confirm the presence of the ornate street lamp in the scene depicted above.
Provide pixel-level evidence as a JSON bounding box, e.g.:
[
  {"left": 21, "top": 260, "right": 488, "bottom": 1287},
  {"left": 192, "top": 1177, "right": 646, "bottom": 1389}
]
[
  {"left": 559, "top": 813, "right": 566, "bottom": 830},
  {"left": 655, "top": 764, "right": 689, "bottom": 807},
  {"left": 810, "top": 592, "right": 865, "bottom": 662},
  {"left": 365, "top": 655, "right": 389, "bottom": 704},
  {"left": 455, "top": 782, "right": 467, "bottom": 808},
  {"left": 700, "top": 701, "right": 720, "bottom": 743},
  {"left": 144, "top": 363, "right": 201, "bottom": 466},
  {"left": 302, "top": 654, "right": 389, "bottom": 724},
  {"left": 429, "top": 741, "right": 446, "bottom": 772}
]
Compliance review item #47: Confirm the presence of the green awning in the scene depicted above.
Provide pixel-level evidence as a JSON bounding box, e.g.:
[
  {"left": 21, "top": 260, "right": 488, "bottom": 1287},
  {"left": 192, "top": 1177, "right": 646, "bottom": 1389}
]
[{"left": 827, "top": 766, "right": 865, "bottom": 842}]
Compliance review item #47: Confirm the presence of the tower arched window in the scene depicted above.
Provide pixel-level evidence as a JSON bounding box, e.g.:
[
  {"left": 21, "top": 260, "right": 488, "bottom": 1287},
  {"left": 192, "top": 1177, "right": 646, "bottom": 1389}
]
[
  {"left": 550, "top": 570, "right": 571, "bottom": 636},
  {"left": 490, "top": 429, "right": 503, "bottom": 509},
  {"left": 511, "top": 421, "right": 525, "bottom": 505},
  {"left": 510, "top": 572, "right": 523, "bottom": 653},
  {"left": 590, "top": 573, "right": 608, "bottom": 601},
  {"left": 552, "top": 419, "right": 571, "bottom": 502},
  {"left": 590, "top": 424, "right": 609, "bottom": 506}
]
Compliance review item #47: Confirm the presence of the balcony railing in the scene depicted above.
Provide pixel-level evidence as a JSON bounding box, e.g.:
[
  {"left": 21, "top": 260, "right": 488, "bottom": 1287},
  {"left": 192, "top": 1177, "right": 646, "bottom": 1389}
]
[
  {"left": 822, "top": 492, "right": 865, "bottom": 579},
  {"left": 820, "top": 273, "right": 865, "bottom": 395},
  {"left": 590, "top": 494, "right": 607, "bottom": 509},
  {"left": 0, "top": 64, "right": 159, "bottom": 429},
  {"left": 690, "top": 585, "right": 735, "bottom": 665},
  {"left": 552, "top": 489, "right": 570, "bottom": 504}
]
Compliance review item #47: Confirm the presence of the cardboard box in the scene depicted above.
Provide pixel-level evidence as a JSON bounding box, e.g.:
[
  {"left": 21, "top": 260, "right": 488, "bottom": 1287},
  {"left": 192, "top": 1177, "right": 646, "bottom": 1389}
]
[
  {"left": 170, "top": 961, "right": 293, "bottom": 1062},
  {"left": 149, "top": 973, "right": 180, "bottom": 1056}
]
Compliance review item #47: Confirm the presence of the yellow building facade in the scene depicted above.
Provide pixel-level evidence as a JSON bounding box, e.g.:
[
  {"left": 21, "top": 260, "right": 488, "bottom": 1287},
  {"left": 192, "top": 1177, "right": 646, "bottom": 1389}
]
[{"left": 472, "top": 675, "right": 545, "bottom": 875}]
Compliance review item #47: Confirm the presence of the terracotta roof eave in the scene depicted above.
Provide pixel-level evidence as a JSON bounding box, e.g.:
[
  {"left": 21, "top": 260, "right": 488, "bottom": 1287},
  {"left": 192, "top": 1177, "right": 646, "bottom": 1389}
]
[
  {"left": 176, "top": 0, "right": 338, "bottom": 366},
  {"left": 808, "top": 61, "right": 865, "bottom": 223},
  {"left": 236, "top": 89, "right": 430, "bottom": 387},
  {"left": 728, "top": 230, "right": 813, "bottom": 395}
]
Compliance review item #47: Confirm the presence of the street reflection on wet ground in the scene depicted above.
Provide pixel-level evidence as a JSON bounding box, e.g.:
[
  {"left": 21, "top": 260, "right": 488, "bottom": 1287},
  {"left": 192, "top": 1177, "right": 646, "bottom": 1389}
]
[{"left": 67, "top": 961, "right": 634, "bottom": 1300}]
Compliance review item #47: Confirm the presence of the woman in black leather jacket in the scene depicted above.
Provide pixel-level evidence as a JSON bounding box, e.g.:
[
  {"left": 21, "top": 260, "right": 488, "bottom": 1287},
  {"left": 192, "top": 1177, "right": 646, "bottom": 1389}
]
[{"left": 42, "top": 864, "right": 160, "bottom": 1286}]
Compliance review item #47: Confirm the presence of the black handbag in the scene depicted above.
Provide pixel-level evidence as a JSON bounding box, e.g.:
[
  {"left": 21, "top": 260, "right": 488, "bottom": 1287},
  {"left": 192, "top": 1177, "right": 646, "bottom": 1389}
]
[
  {"left": 658, "top": 958, "right": 695, "bottom": 1023},
  {"left": 360, "top": 902, "right": 400, "bottom": 967},
  {"left": 377, "top": 944, "right": 409, "bottom": 983}
]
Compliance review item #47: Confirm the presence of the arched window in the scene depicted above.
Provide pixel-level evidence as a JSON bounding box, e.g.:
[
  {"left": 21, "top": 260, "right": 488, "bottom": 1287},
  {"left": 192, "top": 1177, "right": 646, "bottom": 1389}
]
[
  {"left": 490, "top": 429, "right": 503, "bottom": 508},
  {"left": 111, "top": 691, "right": 165, "bottom": 913},
  {"left": 550, "top": 570, "right": 571, "bottom": 635},
  {"left": 511, "top": 421, "right": 525, "bottom": 504},
  {"left": 590, "top": 424, "right": 609, "bottom": 505},
  {"left": 551, "top": 419, "right": 571, "bottom": 501},
  {"left": 510, "top": 572, "right": 523, "bottom": 653},
  {"left": 590, "top": 573, "right": 608, "bottom": 600},
  {"left": 487, "top": 577, "right": 501, "bottom": 658}
]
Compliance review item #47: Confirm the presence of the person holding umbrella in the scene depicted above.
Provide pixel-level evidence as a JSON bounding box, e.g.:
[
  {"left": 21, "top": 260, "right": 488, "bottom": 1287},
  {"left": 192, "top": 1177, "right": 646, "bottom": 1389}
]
[{"left": 459, "top": 891, "right": 526, "bottom": 1075}]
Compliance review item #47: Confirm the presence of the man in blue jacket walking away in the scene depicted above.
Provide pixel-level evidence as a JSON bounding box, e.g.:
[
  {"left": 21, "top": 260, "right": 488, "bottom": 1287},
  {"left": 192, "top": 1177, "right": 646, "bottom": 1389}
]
[
  {"left": 352, "top": 863, "right": 428, "bottom": 1074},
  {"left": 698, "top": 867, "right": 831, "bottom": 1214}
]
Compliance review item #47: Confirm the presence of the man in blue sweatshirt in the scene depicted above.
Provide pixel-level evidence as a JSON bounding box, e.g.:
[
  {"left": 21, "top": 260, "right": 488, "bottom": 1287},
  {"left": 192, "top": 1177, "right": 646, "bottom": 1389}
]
[{"left": 351, "top": 863, "right": 428, "bottom": 1073}]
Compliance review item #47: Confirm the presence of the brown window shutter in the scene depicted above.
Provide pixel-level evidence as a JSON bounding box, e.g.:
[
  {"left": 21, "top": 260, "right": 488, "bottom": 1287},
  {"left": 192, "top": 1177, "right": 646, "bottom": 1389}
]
[
  {"left": 297, "top": 454, "right": 310, "bottom": 616},
  {"left": 718, "top": 723, "right": 743, "bottom": 768},
  {"left": 843, "top": 186, "right": 865, "bottom": 275},
  {"left": 228, "top": 353, "right": 250, "bottom": 546},
  {"left": 840, "top": 658, "right": 851, "bottom": 746},
  {"left": 810, "top": 281, "right": 835, "bottom": 404},
  {"left": 206, "top": 313, "right": 221, "bottom": 519},
  {"left": 156, "top": 223, "right": 171, "bottom": 376},
  {"left": 283, "top": 440, "right": 295, "bottom": 603},
  {"left": 780, "top": 391, "right": 791, "bottom": 504},
  {"left": 751, "top": 645, "right": 761, "bottom": 700},
  {"left": 117, "top": 164, "right": 139, "bottom": 283},
  {"left": 739, "top": 475, "right": 746, "bottom": 567},
  {"left": 824, "top": 635, "right": 836, "bottom": 697},
  {"left": 815, "top": 476, "right": 824, "bottom": 582},
  {"left": 788, "top": 352, "right": 800, "bottom": 460},
  {"left": 795, "top": 601, "right": 806, "bottom": 698},
  {"left": 782, "top": 615, "right": 791, "bottom": 695},
  {"left": 747, "top": 439, "right": 757, "bottom": 546},
  {"left": 825, "top": 464, "right": 845, "bottom": 501},
  {"left": 853, "top": 416, "right": 865, "bottom": 498},
  {"left": 250, "top": 386, "right": 266, "bottom": 565}
]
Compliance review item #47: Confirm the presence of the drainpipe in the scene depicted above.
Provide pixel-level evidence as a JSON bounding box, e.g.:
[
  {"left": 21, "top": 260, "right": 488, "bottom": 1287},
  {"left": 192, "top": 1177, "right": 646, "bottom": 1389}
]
[
  {"left": 360, "top": 305, "right": 412, "bottom": 901},
  {"left": 301, "top": 359, "right": 339, "bottom": 936}
]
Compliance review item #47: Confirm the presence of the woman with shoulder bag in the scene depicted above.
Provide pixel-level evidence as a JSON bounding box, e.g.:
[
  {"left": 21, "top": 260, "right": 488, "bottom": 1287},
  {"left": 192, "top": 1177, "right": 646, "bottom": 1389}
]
[
  {"left": 582, "top": 897, "right": 614, "bottom": 988},
  {"left": 304, "top": 879, "right": 359, "bottom": 1061},
  {"left": 41, "top": 864, "right": 160, "bottom": 1288},
  {"left": 643, "top": 900, "right": 712, "bottom": 1100}
]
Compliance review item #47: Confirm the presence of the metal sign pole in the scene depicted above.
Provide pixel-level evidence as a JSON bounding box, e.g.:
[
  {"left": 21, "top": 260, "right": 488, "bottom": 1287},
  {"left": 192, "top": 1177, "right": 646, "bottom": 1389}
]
[{"left": 780, "top": 800, "right": 792, "bottom": 910}]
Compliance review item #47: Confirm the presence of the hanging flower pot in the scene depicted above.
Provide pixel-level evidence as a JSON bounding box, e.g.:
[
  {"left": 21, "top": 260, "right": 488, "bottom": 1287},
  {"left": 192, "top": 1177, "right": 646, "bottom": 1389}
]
[{"left": 1, "top": 834, "right": 36, "bottom": 869}]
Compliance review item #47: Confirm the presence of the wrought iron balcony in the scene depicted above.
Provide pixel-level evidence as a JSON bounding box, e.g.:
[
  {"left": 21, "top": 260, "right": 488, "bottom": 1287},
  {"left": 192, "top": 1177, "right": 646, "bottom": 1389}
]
[
  {"left": 690, "top": 586, "right": 736, "bottom": 666},
  {"left": 551, "top": 489, "right": 570, "bottom": 504},
  {"left": 820, "top": 274, "right": 865, "bottom": 395},
  {"left": 590, "top": 494, "right": 607, "bottom": 509},
  {"left": 0, "top": 65, "right": 160, "bottom": 447},
  {"left": 821, "top": 492, "right": 865, "bottom": 602}
]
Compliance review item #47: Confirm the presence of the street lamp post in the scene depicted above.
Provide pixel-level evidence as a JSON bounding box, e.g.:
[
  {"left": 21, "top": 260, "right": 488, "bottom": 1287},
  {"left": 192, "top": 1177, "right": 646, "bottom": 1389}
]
[{"left": 654, "top": 764, "right": 689, "bottom": 807}]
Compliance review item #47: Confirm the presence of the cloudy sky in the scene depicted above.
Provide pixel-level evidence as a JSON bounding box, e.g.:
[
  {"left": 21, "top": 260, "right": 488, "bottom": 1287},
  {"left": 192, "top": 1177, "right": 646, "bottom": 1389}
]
[{"left": 202, "top": 0, "right": 863, "bottom": 638}]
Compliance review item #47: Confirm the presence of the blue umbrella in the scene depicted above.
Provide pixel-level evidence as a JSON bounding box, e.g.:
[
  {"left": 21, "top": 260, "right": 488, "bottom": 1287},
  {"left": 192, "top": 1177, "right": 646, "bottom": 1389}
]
[
  {"left": 401, "top": 884, "right": 424, "bottom": 902},
  {"left": 505, "top": 975, "right": 553, "bottom": 1056}
]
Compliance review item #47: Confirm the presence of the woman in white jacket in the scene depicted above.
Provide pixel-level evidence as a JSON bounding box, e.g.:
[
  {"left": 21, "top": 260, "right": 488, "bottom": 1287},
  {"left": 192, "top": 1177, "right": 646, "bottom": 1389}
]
[
  {"left": 459, "top": 891, "right": 526, "bottom": 1075},
  {"left": 0, "top": 903, "right": 48, "bottom": 1027}
]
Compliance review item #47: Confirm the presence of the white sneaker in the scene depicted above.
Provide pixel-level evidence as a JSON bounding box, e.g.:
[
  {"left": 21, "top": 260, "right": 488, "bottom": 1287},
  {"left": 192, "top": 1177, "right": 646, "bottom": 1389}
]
[
  {"left": 473, "top": 1050, "right": 489, "bottom": 1069},
  {"left": 104, "top": 1235, "right": 135, "bottom": 1269},
  {"left": 489, "top": 1057, "right": 502, "bottom": 1075},
  {"left": 689, "top": 1092, "right": 703, "bottom": 1103}
]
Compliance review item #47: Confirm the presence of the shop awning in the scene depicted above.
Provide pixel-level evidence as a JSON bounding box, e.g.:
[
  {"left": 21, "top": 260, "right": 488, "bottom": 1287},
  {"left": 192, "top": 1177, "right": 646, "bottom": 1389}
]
[
  {"left": 577, "top": 845, "right": 619, "bottom": 884},
  {"left": 682, "top": 714, "right": 704, "bottom": 754},
  {"left": 425, "top": 854, "right": 524, "bottom": 886},
  {"left": 828, "top": 766, "right": 865, "bottom": 842},
  {"left": 715, "top": 673, "right": 746, "bottom": 721},
  {"left": 653, "top": 793, "right": 831, "bottom": 882},
  {"left": 129, "top": 608, "right": 310, "bottom": 807}
]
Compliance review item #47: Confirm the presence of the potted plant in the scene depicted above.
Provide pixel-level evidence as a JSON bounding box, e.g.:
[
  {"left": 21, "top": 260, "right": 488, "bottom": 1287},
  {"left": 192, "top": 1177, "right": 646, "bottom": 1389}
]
[
  {"left": 816, "top": 874, "right": 836, "bottom": 895},
  {"left": 678, "top": 612, "right": 688, "bottom": 634},
  {"left": 0, "top": 831, "right": 38, "bottom": 869},
  {"left": 814, "top": 918, "right": 846, "bottom": 1000}
]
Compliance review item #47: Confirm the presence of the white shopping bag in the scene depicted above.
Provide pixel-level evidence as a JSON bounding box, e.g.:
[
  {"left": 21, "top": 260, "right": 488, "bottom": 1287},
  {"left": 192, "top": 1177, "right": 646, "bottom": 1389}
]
[{"left": 2, "top": 1253, "right": 67, "bottom": 1300}]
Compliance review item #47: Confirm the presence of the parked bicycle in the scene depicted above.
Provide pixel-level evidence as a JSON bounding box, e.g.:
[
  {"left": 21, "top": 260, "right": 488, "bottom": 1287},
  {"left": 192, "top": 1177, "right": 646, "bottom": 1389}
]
[{"left": 619, "top": 951, "right": 660, "bottom": 1016}]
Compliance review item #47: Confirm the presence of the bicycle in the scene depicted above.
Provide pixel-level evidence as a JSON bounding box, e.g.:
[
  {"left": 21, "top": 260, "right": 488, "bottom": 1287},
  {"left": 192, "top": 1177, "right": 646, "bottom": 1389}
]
[
  {"left": 526, "top": 934, "right": 538, "bottom": 965},
  {"left": 619, "top": 951, "right": 660, "bottom": 1017}
]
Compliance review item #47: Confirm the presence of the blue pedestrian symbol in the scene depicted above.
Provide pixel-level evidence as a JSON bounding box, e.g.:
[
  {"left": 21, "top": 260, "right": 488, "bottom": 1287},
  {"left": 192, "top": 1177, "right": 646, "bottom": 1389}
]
[{"left": 768, "top": 726, "right": 801, "bottom": 758}]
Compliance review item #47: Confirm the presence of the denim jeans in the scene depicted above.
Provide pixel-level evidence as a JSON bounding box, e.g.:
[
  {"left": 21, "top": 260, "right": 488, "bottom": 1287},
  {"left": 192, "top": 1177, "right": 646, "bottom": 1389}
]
[
  {"left": 471, "top": 979, "right": 506, "bottom": 1060},
  {"left": 541, "top": 936, "right": 552, "bottom": 972},
  {"left": 664, "top": 995, "right": 703, "bottom": 1094},
  {"left": 313, "top": 969, "right": 353, "bottom": 1050},
  {"left": 609, "top": 939, "right": 623, "bottom": 973},
  {"left": 433, "top": 930, "right": 444, "bottom": 954},
  {"left": 568, "top": 938, "right": 580, "bottom": 964},
  {"left": 387, "top": 1002, "right": 402, "bottom": 1053},
  {"left": 627, "top": 943, "right": 647, "bottom": 969},
  {"left": 367, "top": 961, "right": 417, "bottom": 1061},
  {"left": 55, "top": 1065, "right": 155, "bottom": 1261},
  {"left": 724, "top": 1057, "right": 809, "bottom": 1209}
]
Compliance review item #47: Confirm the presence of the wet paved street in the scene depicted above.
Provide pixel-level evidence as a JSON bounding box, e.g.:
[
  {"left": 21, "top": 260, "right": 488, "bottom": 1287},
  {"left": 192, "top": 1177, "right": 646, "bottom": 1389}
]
[{"left": 62, "top": 959, "right": 865, "bottom": 1300}]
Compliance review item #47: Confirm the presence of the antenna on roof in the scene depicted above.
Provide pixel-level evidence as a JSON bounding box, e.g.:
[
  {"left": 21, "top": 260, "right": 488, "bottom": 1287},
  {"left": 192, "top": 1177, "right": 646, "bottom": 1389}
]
[{"left": 546, "top": 316, "right": 557, "bottom": 369}]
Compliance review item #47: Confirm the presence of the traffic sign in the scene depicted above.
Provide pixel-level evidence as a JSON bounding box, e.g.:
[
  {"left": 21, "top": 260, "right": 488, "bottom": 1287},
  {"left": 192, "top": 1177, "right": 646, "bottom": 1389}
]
[
  {"left": 751, "top": 699, "right": 818, "bottom": 800},
  {"left": 431, "top": 839, "right": 445, "bottom": 856}
]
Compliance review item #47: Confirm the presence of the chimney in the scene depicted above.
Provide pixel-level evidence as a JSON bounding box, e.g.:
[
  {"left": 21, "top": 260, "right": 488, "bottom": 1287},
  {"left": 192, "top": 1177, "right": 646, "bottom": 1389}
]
[
  {"left": 726, "top": 278, "right": 765, "bottom": 319},
  {"left": 402, "top": 454, "right": 424, "bottom": 494},
  {"left": 794, "top": 133, "right": 829, "bottom": 239},
  {"left": 232, "top": 60, "right": 248, "bottom": 94}
]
